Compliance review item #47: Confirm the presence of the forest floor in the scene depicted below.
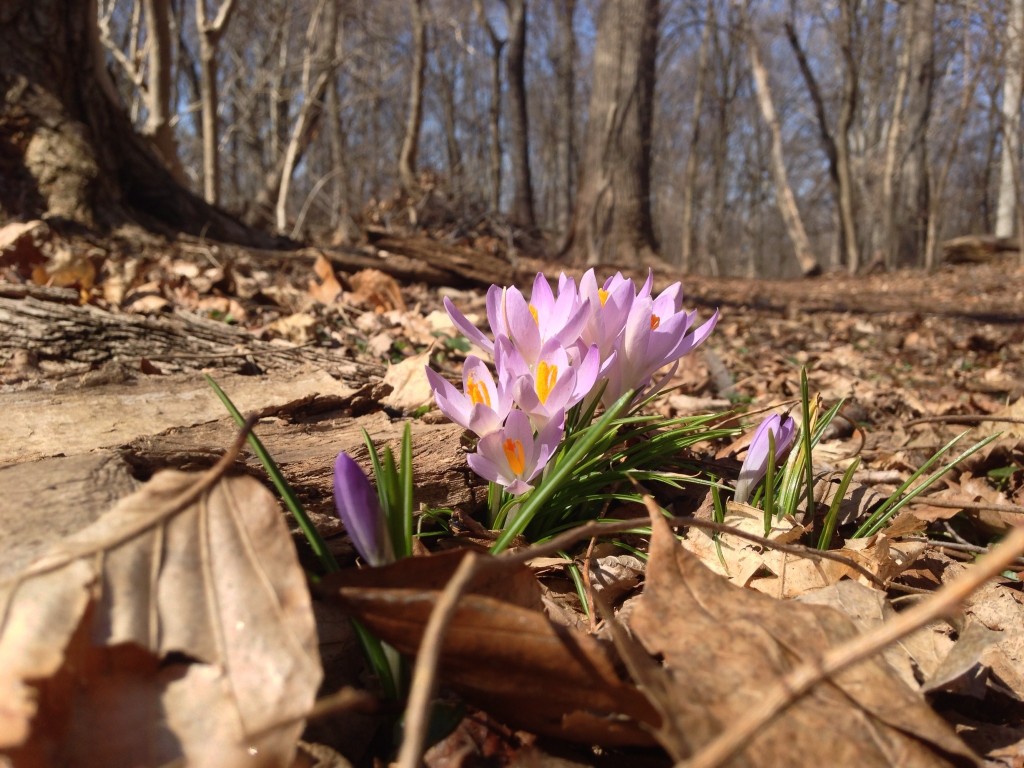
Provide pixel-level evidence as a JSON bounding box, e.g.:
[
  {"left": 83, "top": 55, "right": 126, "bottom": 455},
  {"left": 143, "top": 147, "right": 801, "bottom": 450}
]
[{"left": 2, "top": 223, "right": 1024, "bottom": 767}]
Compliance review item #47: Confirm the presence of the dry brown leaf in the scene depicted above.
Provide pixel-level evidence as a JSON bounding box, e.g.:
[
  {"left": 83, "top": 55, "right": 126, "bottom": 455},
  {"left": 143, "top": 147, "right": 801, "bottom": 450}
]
[
  {"left": 309, "top": 253, "right": 343, "bottom": 304},
  {"left": 0, "top": 470, "right": 321, "bottom": 767},
  {"left": 382, "top": 351, "right": 434, "bottom": 411},
  {"left": 348, "top": 268, "right": 405, "bottom": 312},
  {"left": 628, "top": 511, "right": 979, "bottom": 766},
  {"left": 320, "top": 550, "right": 659, "bottom": 746}
]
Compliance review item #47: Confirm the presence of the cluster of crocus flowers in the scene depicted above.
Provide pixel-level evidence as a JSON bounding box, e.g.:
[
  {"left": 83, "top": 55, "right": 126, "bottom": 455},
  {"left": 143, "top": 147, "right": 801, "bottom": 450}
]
[
  {"left": 733, "top": 413, "right": 798, "bottom": 504},
  {"left": 429, "top": 269, "right": 718, "bottom": 495}
]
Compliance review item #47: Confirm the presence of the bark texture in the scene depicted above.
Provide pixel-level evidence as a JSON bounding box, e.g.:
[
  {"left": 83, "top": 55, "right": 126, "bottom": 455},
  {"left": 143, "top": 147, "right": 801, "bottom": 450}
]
[
  {"left": 566, "top": 0, "right": 659, "bottom": 267},
  {"left": 0, "top": 0, "right": 271, "bottom": 245},
  {"left": 505, "top": 0, "right": 537, "bottom": 231}
]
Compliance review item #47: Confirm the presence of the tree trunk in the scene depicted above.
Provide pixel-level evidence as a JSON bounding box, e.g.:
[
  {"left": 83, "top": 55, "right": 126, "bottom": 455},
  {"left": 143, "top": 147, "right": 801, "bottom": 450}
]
[
  {"left": 680, "top": 0, "right": 713, "bottom": 271},
  {"left": 398, "top": 0, "right": 427, "bottom": 194},
  {"left": 196, "top": 0, "right": 237, "bottom": 205},
  {"left": 504, "top": 0, "right": 537, "bottom": 231},
  {"left": 474, "top": 0, "right": 505, "bottom": 214},
  {"left": 743, "top": 5, "right": 819, "bottom": 276},
  {"left": 141, "top": 0, "right": 184, "bottom": 182},
  {"left": 996, "top": 0, "right": 1024, "bottom": 238},
  {"left": 893, "top": 0, "right": 935, "bottom": 267},
  {"left": 553, "top": 0, "right": 576, "bottom": 234},
  {"left": 566, "top": 0, "right": 659, "bottom": 267},
  {"left": 276, "top": 0, "right": 339, "bottom": 234},
  {"left": 0, "top": 0, "right": 268, "bottom": 246}
]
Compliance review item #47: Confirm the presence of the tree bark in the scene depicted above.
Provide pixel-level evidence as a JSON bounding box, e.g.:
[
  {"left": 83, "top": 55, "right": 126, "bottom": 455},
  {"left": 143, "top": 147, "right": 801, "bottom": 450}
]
[
  {"left": 680, "top": 0, "right": 713, "bottom": 271},
  {"left": 196, "top": 0, "right": 237, "bottom": 205},
  {"left": 553, "top": 0, "right": 576, "bottom": 234},
  {"left": 893, "top": 0, "right": 935, "bottom": 267},
  {"left": 398, "top": 0, "right": 427, "bottom": 194},
  {"left": 474, "top": 0, "right": 505, "bottom": 214},
  {"left": 0, "top": 0, "right": 269, "bottom": 245},
  {"left": 742, "top": 5, "right": 819, "bottom": 276},
  {"left": 276, "top": 0, "right": 339, "bottom": 234},
  {"left": 141, "top": 0, "right": 185, "bottom": 182},
  {"left": 996, "top": 0, "right": 1024, "bottom": 238},
  {"left": 566, "top": 0, "right": 660, "bottom": 267},
  {"left": 504, "top": 0, "right": 537, "bottom": 231}
]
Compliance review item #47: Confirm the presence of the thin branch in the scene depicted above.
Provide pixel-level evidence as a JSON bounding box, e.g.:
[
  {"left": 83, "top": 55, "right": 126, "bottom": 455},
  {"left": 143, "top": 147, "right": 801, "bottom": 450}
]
[{"left": 681, "top": 524, "right": 1024, "bottom": 768}]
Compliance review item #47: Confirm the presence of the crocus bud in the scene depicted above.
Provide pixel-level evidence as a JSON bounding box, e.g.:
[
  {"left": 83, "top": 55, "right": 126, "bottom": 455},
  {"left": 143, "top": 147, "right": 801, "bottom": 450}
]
[
  {"left": 333, "top": 452, "right": 394, "bottom": 566},
  {"left": 733, "top": 413, "right": 797, "bottom": 504}
]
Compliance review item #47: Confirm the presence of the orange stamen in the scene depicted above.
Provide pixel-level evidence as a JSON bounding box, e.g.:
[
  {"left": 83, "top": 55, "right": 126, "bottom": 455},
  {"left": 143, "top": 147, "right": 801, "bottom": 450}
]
[
  {"left": 503, "top": 438, "right": 526, "bottom": 475},
  {"left": 598, "top": 288, "right": 609, "bottom": 306},
  {"left": 529, "top": 304, "right": 539, "bottom": 325},
  {"left": 467, "top": 374, "right": 491, "bottom": 407},
  {"left": 650, "top": 314, "right": 661, "bottom": 331},
  {"left": 535, "top": 361, "right": 558, "bottom": 404}
]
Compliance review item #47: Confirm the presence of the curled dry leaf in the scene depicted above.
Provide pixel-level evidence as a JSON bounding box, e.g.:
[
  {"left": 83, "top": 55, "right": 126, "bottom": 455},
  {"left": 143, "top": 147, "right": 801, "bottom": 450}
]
[
  {"left": 0, "top": 470, "right": 321, "bottom": 768},
  {"left": 320, "top": 550, "right": 659, "bottom": 746},
  {"left": 628, "top": 512, "right": 979, "bottom": 767}
]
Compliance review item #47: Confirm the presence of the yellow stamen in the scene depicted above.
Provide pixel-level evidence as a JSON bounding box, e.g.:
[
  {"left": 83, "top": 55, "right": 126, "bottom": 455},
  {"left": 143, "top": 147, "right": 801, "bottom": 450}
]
[
  {"left": 598, "top": 288, "right": 609, "bottom": 306},
  {"left": 503, "top": 438, "right": 526, "bottom": 475},
  {"left": 529, "top": 304, "right": 539, "bottom": 324},
  {"left": 535, "top": 361, "right": 558, "bottom": 404},
  {"left": 650, "top": 313, "right": 661, "bottom": 331},
  {"left": 467, "top": 374, "right": 491, "bottom": 407}
]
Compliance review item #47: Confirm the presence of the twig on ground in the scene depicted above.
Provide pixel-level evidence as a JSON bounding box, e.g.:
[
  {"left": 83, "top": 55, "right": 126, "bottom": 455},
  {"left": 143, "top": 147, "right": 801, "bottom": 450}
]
[
  {"left": 909, "top": 496, "right": 1024, "bottom": 515},
  {"left": 396, "top": 551, "right": 485, "bottom": 768},
  {"left": 680, "top": 524, "right": 1024, "bottom": 768},
  {"left": 905, "top": 414, "right": 1024, "bottom": 427}
]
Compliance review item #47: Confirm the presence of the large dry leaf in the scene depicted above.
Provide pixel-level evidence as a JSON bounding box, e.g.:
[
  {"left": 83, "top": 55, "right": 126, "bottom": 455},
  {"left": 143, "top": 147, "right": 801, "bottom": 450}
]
[
  {"left": 0, "top": 470, "right": 321, "bottom": 767},
  {"left": 321, "top": 550, "right": 659, "bottom": 746},
  {"left": 628, "top": 512, "right": 979, "bottom": 766}
]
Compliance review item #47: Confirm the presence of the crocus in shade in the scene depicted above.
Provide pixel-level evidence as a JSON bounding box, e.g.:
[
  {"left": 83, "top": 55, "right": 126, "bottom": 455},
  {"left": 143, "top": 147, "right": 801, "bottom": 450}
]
[
  {"left": 733, "top": 413, "right": 798, "bottom": 504},
  {"left": 425, "top": 355, "right": 512, "bottom": 437},
  {"left": 467, "top": 408, "right": 564, "bottom": 496},
  {"left": 333, "top": 452, "right": 395, "bottom": 566}
]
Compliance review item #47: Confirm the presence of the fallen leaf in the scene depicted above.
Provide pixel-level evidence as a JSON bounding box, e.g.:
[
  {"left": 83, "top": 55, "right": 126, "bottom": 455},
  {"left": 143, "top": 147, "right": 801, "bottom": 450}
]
[
  {"left": 320, "top": 550, "right": 659, "bottom": 746},
  {"left": 0, "top": 470, "right": 321, "bottom": 767},
  {"left": 628, "top": 511, "right": 979, "bottom": 766},
  {"left": 309, "top": 253, "right": 343, "bottom": 304},
  {"left": 382, "top": 351, "right": 434, "bottom": 411},
  {"left": 348, "top": 268, "right": 405, "bottom": 312}
]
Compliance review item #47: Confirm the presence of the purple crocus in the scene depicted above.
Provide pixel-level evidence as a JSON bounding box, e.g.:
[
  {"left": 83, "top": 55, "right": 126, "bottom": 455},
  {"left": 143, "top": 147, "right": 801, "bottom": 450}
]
[
  {"left": 443, "top": 274, "right": 590, "bottom": 366},
  {"left": 601, "top": 283, "right": 719, "bottom": 404},
  {"left": 498, "top": 337, "right": 601, "bottom": 430},
  {"left": 333, "top": 452, "right": 395, "bottom": 566},
  {"left": 467, "top": 408, "right": 564, "bottom": 496},
  {"left": 425, "top": 355, "right": 512, "bottom": 437},
  {"left": 733, "top": 413, "right": 798, "bottom": 504}
]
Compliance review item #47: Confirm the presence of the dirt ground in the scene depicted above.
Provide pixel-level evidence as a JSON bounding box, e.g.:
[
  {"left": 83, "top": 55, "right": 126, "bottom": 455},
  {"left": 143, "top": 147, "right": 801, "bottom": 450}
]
[{"left": 2, "top": 227, "right": 1023, "bottom": 767}]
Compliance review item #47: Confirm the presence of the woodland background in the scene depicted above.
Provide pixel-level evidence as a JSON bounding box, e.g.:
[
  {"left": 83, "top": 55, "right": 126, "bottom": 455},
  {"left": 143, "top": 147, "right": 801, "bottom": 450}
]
[{"left": 13, "top": 0, "right": 1020, "bottom": 275}]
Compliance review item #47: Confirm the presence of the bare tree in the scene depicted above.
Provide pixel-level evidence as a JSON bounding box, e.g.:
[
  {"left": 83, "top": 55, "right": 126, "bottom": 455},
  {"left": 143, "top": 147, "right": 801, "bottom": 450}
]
[
  {"left": 891, "top": 0, "right": 936, "bottom": 266},
  {"left": 566, "top": 0, "right": 660, "bottom": 266},
  {"left": 474, "top": 0, "right": 506, "bottom": 213},
  {"left": 398, "top": 0, "right": 428, "bottom": 193},
  {"left": 784, "top": 0, "right": 859, "bottom": 272},
  {"left": 196, "top": 0, "right": 237, "bottom": 204},
  {"left": 996, "top": 0, "right": 1024, "bottom": 238},
  {"left": 504, "top": 0, "right": 537, "bottom": 230},
  {"left": 0, "top": 0, "right": 265, "bottom": 243},
  {"left": 680, "top": 0, "right": 714, "bottom": 271},
  {"left": 740, "top": 2, "right": 820, "bottom": 276}
]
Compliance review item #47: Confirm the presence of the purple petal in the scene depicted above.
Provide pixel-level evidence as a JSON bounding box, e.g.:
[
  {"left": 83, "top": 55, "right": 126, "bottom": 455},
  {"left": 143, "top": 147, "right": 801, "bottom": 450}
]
[{"left": 333, "top": 453, "right": 393, "bottom": 566}]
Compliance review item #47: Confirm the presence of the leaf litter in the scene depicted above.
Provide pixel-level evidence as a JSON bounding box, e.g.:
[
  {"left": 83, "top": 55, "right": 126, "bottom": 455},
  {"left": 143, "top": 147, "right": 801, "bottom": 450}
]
[
  {"left": 0, "top": 442, "right": 321, "bottom": 767},
  {"left": 3, "top": 230, "right": 1024, "bottom": 766}
]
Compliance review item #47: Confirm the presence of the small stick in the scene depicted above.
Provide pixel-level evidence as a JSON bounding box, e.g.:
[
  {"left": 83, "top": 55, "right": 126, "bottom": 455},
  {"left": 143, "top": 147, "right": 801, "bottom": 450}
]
[
  {"left": 396, "top": 551, "right": 485, "bottom": 768},
  {"left": 681, "top": 524, "right": 1024, "bottom": 768},
  {"left": 905, "top": 414, "right": 1024, "bottom": 427}
]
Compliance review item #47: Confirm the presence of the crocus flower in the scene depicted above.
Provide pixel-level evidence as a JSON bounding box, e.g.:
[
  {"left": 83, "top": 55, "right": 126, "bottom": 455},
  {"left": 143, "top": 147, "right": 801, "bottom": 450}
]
[
  {"left": 425, "top": 355, "right": 512, "bottom": 437},
  {"left": 444, "top": 275, "right": 590, "bottom": 366},
  {"left": 733, "top": 413, "right": 798, "bottom": 504},
  {"left": 467, "top": 408, "right": 564, "bottom": 495},
  {"left": 602, "top": 283, "right": 719, "bottom": 404},
  {"left": 498, "top": 337, "right": 601, "bottom": 430},
  {"left": 333, "top": 452, "right": 395, "bottom": 566}
]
